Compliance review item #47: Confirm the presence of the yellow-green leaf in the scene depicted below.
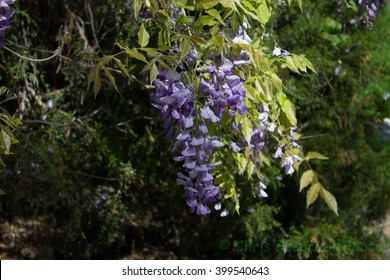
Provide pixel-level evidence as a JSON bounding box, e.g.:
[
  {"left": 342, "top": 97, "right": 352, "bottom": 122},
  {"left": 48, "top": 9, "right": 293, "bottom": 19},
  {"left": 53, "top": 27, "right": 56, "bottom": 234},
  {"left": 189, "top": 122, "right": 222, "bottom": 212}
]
[
  {"left": 93, "top": 71, "right": 101, "bottom": 97},
  {"left": 150, "top": 61, "right": 159, "bottom": 84},
  {"left": 319, "top": 187, "right": 338, "bottom": 215},
  {"left": 242, "top": 116, "right": 253, "bottom": 145},
  {"left": 138, "top": 24, "right": 150, "bottom": 47},
  {"left": 1, "top": 129, "right": 11, "bottom": 153},
  {"left": 285, "top": 56, "right": 300, "bottom": 73},
  {"left": 220, "top": 0, "right": 237, "bottom": 11},
  {"left": 113, "top": 57, "right": 130, "bottom": 78},
  {"left": 257, "top": 0, "right": 270, "bottom": 25},
  {"left": 246, "top": 160, "right": 255, "bottom": 179},
  {"left": 300, "top": 170, "right": 316, "bottom": 192},
  {"left": 198, "top": 0, "right": 220, "bottom": 10},
  {"left": 211, "top": 34, "right": 224, "bottom": 47},
  {"left": 301, "top": 56, "right": 317, "bottom": 74},
  {"left": 157, "top": 9, "right": 169, "bottom": 17},
  {"left": 180, "top": 39, "right": 191, "bottom": 60},
  {"left": 306, "top": 151, "right": 329, "bottom": 160},
  {"left": 297, "top": 0, "right": 303, "bottom": 11},
  {"left": 88, "top": 64, "right": 102, "bottom": 97},
  {"left": 292, "top": 55, "right": 307, "bottom": 72},
  {"left": 306, "top": 183, "right": 321, "bottom": 208},
  {"left": 206, "top": 9, "right": 226, "bottom": 26},
  {"left": 102, "top": 67, "right": 119, "bottom": 92},
  {"left": 277, "top": 92, "right": 297, "bottom": 126}
]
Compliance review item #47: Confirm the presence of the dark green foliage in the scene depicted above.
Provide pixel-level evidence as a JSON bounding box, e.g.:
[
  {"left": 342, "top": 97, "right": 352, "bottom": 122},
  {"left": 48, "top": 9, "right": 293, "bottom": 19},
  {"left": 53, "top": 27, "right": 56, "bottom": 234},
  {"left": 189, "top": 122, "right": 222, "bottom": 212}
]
[{"left": 0, "top": 0, "right": 389, "bottom": 259}]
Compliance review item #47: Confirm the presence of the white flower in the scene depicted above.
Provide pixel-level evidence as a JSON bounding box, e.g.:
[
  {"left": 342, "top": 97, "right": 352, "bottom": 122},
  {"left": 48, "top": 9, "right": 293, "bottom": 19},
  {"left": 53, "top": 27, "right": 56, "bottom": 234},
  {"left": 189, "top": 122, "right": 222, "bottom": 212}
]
[{"left": 272, "top": 47, "right": 282, "bottom": 56}]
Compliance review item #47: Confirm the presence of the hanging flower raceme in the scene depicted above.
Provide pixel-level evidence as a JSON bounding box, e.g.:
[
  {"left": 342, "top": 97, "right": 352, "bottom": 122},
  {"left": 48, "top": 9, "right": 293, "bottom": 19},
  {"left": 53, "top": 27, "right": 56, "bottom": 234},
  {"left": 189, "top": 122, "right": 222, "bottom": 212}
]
[
  {"left": 90, "top": 0, "right": 339, "bottom": 216},
  {"left": 0, "top": 0, "right": 16, "bottom": 48}
]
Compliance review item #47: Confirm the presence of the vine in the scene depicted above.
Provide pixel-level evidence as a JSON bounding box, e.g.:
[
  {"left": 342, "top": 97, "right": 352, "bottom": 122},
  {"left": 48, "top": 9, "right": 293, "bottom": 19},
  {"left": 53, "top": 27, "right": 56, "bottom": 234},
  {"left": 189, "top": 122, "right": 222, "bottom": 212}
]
[{"left": 89, "top": 0, "right": 338, "bottom": 216}]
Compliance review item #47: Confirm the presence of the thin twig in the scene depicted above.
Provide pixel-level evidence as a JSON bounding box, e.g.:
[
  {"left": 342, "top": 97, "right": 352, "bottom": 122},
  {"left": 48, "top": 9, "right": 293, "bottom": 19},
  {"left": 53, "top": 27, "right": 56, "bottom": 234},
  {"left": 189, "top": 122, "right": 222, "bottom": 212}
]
[
  {"left": 300, "top": 134, "right": 327, "bottom": 139},
  {"left": 3, "top": 45, "right": 62, "bottom": 62}
]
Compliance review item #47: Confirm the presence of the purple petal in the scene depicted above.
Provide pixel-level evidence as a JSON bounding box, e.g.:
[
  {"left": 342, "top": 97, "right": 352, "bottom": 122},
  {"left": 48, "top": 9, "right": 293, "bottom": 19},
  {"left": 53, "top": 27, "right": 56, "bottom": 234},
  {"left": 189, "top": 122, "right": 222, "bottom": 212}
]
[
  {"left": 176, "top": 131, "right": 190, "bottom": 141},
  {"left": 226, "top": 75, "right": 241, "bottom": 87},
  {"left": 211, "top": 140, "right": 224, "bottom": 147},
  {"left": 184, "top": 160, "right": 196, "bottom": 169},
  {"left": 166, "top": 70, "right": 181, "bottom": 81},
  {"left": 190, "top": 137, "right": 205, "bottom": 146},
  {"left": 184, "top": 117, "right": 194, "bottom": 129},
  {"left": 196, "top": 204, "right": 211, "bottom": 215},
  {"left": 182, "top": 147, "right": 197, "bottom": 157}
]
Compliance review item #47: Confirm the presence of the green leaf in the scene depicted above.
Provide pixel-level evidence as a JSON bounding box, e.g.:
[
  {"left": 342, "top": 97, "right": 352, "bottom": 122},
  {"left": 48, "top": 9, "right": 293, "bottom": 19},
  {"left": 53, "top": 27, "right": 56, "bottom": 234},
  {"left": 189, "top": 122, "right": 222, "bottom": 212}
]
[
  {"left": 113, "top": 57, "right": 130, "bottom": 78},
  {"left": 132, "top": 0, "right": 141, "bottom": 19},
  {"left": 205, "top": 9, "right": 226, "bottom": 26},
  {"left": 297, "top": 0, "right": 303, "bottom": 11},
  {"left": 0, "top": 114, "right": 22, "bottom": 129},
  {"left": 138, "top": 24, "right": 150, "bottom": 47},
  {"left": 198, "top": 15, "right": 219, "bottom": 26},
  {"left": 158, "top": 29, "right": 169, "bottom": 48},
  {"left": 285, "top": 56, "right": 300, "bottom": 73},
  {"left": 87, "top": 64, "right": 102, "bottom": 97},
  {"left": 246, "top": 160, "right": 255, "bottom": 180},
  {"left": 300, "top": 170, "right": 316, "bottom": 192},
  {"left": 211, "top": 35, "right": 224, "bottom": 47},
  {"left": 277, "top": 92, "right": 297, "bottom": 126},
  {"left": 306, "top": 183, "right": 321, "bottom": 208},
  {"left": 257, "top": 0, "right": 270, "bottom": 25},
  {"left": 306, "top": 151, "right": 329, "bottom": 160},
  {"left": 102, "top": 67, "right": 119, "bottom": 92},
  {"left": 220, "top": 0, "right": 237, "bottom": 11},
  {"left": 292, "top": 55, "right": 307, "bottom": 73},
  {"left": 0, "top": 86, "right": 9, "bottom": 96},
  {"left": 301, "top": 56, "right": 317, "bottom": 74},
  {"left": 180, "top": 39, "right": 191, "bottom": 60},
  {"left": 0, "top": 129, "right": 11, "bottom": 154},
  {"left": 198, "top": 0, "right": 220, "bottom": 9},
  {"left": 157, "top": 9, "right": 170, "bottom": 17},
  {"left": 232, "top": 153, "right": 247, "bottom": 175},
  {"left": 319, "top": 187, "right": 339, "bottom": 215},
  {"left": 150, "top": 61, "right": 159, "bottom": 84},
  {"left": 93, "top": 72, "right": 101, "bottom": 97},
  {"left": 0, "top": 188, "right": 5, "bottom": 195},
  {"left": 27, "top": 72, "right": 39, "bottom": 88},
  {"left": 242, "top": 116, "right": 253, "bottom": 145},
  {"left": 210, "top": 25, "right": 220, "bottom": 36}
]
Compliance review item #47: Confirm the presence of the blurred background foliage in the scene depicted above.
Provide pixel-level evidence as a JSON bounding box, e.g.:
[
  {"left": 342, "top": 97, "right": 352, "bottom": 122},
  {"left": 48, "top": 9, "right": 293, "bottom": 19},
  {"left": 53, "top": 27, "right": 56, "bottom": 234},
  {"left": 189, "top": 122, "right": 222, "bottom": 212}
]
[{"left": 0, "top": 0, "right": 389, "bottom": 259}]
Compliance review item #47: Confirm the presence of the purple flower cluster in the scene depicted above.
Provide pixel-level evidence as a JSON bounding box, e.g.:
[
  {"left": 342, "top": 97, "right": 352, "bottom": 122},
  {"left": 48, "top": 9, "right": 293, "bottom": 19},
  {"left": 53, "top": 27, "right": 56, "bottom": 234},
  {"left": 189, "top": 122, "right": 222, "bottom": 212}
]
[
  {"left": 0, "top": 0, "right": 15, "bottom": 48},
  {"left": 358, "top": 0, "right": 381, "bottom": 18},
  {"left": 147, "top": 8, "right": 304, "bottom": 214},
  {"left": 199, "top": 59, "right": 248, "bottom": 117},
  {"left": 338, "top": 0, "right": 384, "bottom": 28},
  {"left": 151, "top": 69, "right": 224, "bottom": 215}
]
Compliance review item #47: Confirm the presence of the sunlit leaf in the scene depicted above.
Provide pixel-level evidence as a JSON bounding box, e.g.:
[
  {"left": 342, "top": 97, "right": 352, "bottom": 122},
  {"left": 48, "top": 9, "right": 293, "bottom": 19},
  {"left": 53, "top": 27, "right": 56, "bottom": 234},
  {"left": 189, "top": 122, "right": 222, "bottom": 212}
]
[
  {"left": 300, "top": 170, "right": 316, "bottom": 192},
  {"left": 198, "top": 0, "right": 220, "bottom": 10},
  {"left": 150, "top": 61, "right": 159, "bottom": 84},
  {"left": 242, "top": 116, "right": 253, "bottom": 145},
  {"left": 306, "top": 183, "right": 321, "bottom": 208},
  {"left": 180, "top": 39, "right": 191, "bottom": 60},
  {"left": 138, "top": 24, "right": 150, "bottom": 47},
  {"left": 220, "top": 0, "right": 237, "bottom": 11},
  {"left": 205, "top": 9, "right": 226, "bottom": 26},
  {"left": 257, "top": 0, "right": 270, "bottom": 25},
  {"left": 306, "top": 151, "right": 329, "bottom": 160},
  {"left": 319, "top": 187, "right": 339, "bottom": 215}
]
